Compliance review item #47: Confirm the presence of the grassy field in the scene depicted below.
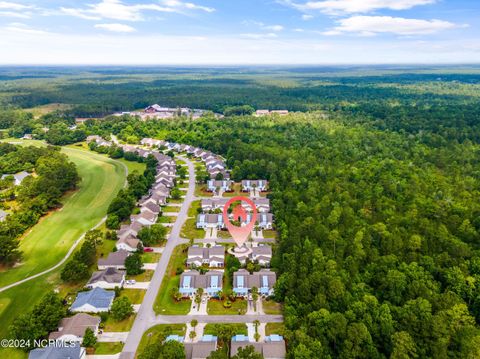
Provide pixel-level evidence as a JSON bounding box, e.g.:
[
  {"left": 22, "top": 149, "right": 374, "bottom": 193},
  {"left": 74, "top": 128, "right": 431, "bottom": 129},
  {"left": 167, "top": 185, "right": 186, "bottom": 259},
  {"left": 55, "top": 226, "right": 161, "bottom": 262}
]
[
  {"left": 121, "top": 289, "right": 147, "bottom": 304},
  {"left": 142, "top": 252, "right": 161, "bottom": 263},
  {"left": 103, "top": 314, "right": 136, "bottom": 332},
  {"left": 153, "top": 245, "right": 191, "bottom": 315},
  {"left": 265, "top": 322, "right": 286, "bottom": 336},
  {"left": 126, "top": 270, "right": 154, "bottom": 282},
  {"left": 180, "top": 218, "right": 205, "bottom": 240},
  {"left": 188, "top": 200, "right": 201, "bottom": 217},
  {"left": 262, "top": 299, "right": 283, "bottom": 315},
  {"left": 94, "top": 342, "right": 124, "bottom": 355},
  {"left": 118, "top": 158, "right": 146, "bottom": 174},
  {"left": 207, "top": 299, "right": 247, "bottom": 315},
  {"left": 163, "top": 206, "right": 181, "bottom": 213},
  {"left": 138, "top": 324, "right": 186, "bottom": 355},
  {"left": 195, "top": 184, "right": 213, "bottom": 197},
  {"left": 0, "top": 144, "right": 127, "bottom": 355}
]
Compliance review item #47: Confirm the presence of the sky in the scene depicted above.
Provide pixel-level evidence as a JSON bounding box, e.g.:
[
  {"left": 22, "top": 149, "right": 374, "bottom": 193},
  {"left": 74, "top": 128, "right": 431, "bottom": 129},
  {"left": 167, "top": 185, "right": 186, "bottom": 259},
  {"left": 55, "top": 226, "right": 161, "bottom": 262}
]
[{"left": 0, "top": 0, "right": 479, "bottom": 65}]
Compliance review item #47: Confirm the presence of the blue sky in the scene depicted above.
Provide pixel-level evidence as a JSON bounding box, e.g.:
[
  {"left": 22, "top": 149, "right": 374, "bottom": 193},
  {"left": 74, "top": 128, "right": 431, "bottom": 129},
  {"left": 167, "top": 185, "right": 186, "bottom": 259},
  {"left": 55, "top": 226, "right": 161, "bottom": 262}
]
[{"left": 0, "top": 0, "right": 478, "bottom": 64}]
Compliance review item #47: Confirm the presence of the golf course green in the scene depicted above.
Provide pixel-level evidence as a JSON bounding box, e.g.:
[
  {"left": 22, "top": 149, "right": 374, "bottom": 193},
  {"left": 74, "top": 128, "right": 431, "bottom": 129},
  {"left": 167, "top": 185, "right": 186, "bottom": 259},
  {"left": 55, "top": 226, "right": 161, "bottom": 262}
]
[{"left": 0, "top": 144, "right": 127, "bottom": 353}]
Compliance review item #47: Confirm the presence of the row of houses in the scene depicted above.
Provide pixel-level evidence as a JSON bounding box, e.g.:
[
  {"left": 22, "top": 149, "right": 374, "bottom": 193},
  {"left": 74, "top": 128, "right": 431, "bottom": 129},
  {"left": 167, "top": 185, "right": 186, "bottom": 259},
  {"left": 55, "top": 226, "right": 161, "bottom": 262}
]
[
  {"left": 141, "top": 138, "right": 230, "bottom": 180},
  {"left": 87, "top": 138, "right": 178, "bottom": 252},
  {"left": 166, "top": 333, "right": 286, "bottom": 359},
  {"left": 186, "top": 243, "right": 272, "bottom": 267},
  {"left": 196, "top": 213, "right": 273, "bottom": 230},
  {"left": 178, "top": 268, "right": 276, "bottom": 298},
  {"left": 200, "top": 197, "right": 270, "bottom": 212}
]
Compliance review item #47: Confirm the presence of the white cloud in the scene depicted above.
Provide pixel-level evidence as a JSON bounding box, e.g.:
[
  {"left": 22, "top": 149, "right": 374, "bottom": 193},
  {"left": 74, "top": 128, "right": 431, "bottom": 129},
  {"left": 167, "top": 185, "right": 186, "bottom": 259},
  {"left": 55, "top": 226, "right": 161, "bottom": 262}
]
[
  {"left": 95, "top": 23, "right": 136, "bottom": 32},
  {"left": 323, "top": 15, "right": 458, "bottom": 36},
  {"left": 264, "top": 24, "right": 284, "bottom": 31},
  {"left": 2, "top": 22, "right": 48, "bottom": 35},
  {"left": 241, "top": 33, "right": 278, "bottom": 39},
  {"left": 302, "top": 14, "right": 313, "bottom": 20},
  {"left": 282, "top": 0, "right": 436, "bottom": 15},
  {"left": 0, "top": 1, "right": 32, "bottom": 10},
  {"left": 0, "top": 25, "right": 478, "bottom": 65},
  {"left": 61, "top": 0, "right": 214, "bottom": 22}
]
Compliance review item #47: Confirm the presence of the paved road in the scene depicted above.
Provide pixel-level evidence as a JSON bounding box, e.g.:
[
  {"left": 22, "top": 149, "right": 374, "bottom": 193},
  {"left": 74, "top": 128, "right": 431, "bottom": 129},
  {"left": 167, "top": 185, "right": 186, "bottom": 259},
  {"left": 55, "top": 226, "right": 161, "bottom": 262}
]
[
  {"left": 121, "top": 155, "right": 196, "bottom": 358},
  {"left": 151, "top": 314, "right": 284, "bottom": 325}
]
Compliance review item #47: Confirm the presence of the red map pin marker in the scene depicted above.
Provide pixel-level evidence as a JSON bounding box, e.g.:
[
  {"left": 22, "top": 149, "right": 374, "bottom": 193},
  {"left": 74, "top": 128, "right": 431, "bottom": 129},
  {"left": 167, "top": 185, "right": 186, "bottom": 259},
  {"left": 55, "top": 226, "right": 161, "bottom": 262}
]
[{"left": 222, "top": 196, "right": 257, "bottom": 247}]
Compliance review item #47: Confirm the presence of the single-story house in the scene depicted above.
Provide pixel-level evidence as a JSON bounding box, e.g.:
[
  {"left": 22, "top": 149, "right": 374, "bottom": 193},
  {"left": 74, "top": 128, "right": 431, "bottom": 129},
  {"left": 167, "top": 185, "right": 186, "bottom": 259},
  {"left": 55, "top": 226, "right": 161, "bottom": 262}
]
[
  {"left": 251, "top": 245, "right": 273, "bottom": 267},
  {"left": 230, "top": 334, "right": 286, "bottom": 359},
  {"left": 49, "top": 313, "right": 100, "bottom": 342},
  {"left": 186, "top": 245, "right": 225, "bottom": 268},
  {"left": 184, "top": 335, "right": 218, "bottom": 359},
  {"left": 141, "top": 201, "right": 161, "bottom": 215},
  {"left": 86, "top": 267, "right": 125, "bottom": 289},
  {"left": 98, "top": 250, "right": 130, "bottom": 270},
  {"left": 131, "top": 211, "right": 157, "bottom": 226},
  {"left": 179, "top": 270, "right": 223, "bottom": 297},
  {"left": 242, "top": 213, "right": 274, "bottom": 230},
  {"left": 1, "top": 171, "right": 31, "bottom": 186},
  {"left": 196, "top": 214, "right": 224, "bottom": 229},
  {"left": 116, "top": 233, "right": 140, "bottom": 252},
  {"left": 207, "top": 180, "right": 232, "bottom": 192},
  {"left": 241, "top": 180, "right": 268, "bottom": 192},
  {"left": 233, "top": 269, "right": 276, "bottom": 297},
  {"left": 70, "top": 287, "right": 115, "bottom": 313},
  {"left": 28, "top": 343, "right": 86, "bottom": 359}
]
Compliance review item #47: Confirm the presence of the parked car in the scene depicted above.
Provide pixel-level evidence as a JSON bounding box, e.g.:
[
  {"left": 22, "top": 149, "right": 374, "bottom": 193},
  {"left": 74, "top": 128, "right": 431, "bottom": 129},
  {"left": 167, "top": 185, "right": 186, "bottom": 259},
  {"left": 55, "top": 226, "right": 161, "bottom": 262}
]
[{"left": 144, "top": 247, "right": 154, "bottom": 252}]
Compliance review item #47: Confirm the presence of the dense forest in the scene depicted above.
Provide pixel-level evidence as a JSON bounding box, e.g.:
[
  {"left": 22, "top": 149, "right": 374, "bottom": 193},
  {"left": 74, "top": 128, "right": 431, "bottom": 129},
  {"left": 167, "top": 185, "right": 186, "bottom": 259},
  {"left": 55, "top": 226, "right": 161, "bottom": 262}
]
[
  {"left": 83, "top": 108, "right": 480, "bottom": 358},
  {"left": 1, "top": 66, "right": 480, "bottom": 357},
  {"left": 0, "top": 145, "right": 79, "bottom": 264}
]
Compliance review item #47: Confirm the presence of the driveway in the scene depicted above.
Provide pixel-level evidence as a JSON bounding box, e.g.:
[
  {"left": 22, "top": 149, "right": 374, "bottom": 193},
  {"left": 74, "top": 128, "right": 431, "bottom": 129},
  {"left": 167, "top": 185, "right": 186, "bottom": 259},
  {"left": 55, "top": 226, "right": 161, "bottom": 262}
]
[
  {"left": 97, "top": 332, "right": 129, "bottom": 342},
  {"left": 124, "top": 282, "right": 150, "bottom": 289}
]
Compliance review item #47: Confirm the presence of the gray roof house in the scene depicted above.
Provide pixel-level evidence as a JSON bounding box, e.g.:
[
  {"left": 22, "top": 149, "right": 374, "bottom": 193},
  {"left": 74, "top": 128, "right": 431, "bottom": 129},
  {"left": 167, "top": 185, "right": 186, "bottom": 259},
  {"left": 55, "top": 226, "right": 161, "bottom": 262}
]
[
  {"left": 86, "top": 268, "right": 125, "bottom": 289},
  {"left": 230, "top": 334, "right": 286, "bottom": 359},
  {"left": 98, "top": 250, "right": 130, "bottom": 270},
  {"left": 179, "top": 270, "right": 223, "bottom": 297},
  {"left": 49, "top": 313, "right": 100, "bottom": 342},
  {"left": 70, "top": 287, "right": 115, "bottom": 313},
  {"left": 233, "top": 269, "right": 276, "bottom": 297},
  {"left": 207, "top": 180, "right": 232, "bottom": 192},
  {"left": 241, "top": 180, "right": 268, "bottom": 192},
  {"left": 131, "top": 210, "right": 157, "bottom": 226},
  {"left": 242, "top": 213, "right": 274, "bottom": 229},
  {"left": 116, "top": 233, "right": 140, "bottom": 252},
  {"left": 251, "top": 245, "right": 273, "bottom": 266},
  {"left": 29, "top": 343, "right": 86, "bottom": 359},
  {"left": 196, "top": 214, "right": 224, "bottom": 229},
  {"left": 184, "top": 335, "right": 218, "bottom": 359},
  {"left": 141, "top": 201, "right": 161, "bottom": 214},
  {"left": 186, "top": 245, "right": 225, "bottom": 268}
]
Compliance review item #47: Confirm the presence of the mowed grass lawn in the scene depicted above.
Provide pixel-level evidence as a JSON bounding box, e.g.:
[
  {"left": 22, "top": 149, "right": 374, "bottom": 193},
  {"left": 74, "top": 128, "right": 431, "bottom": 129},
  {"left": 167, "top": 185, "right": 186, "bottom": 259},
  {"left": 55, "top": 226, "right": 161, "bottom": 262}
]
[
  {"left": 0, "top": 147, "right": 126, "bottom": 287},
  {"left": 0, "top": 145, "right": 126, "bottom": 352}
]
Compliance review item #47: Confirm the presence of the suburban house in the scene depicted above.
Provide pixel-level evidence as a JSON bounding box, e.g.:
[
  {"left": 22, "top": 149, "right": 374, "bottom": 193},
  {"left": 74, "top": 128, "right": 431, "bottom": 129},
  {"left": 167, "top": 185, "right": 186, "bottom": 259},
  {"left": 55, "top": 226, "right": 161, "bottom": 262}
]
[
  {"left": 230, "top": 334, "right": 286, "bottom": 359},
  {"left": 242, "top": 213, "right": 274, "bottom": 229},
  {"left": 241, "top": 180, "right": 268, "bottom": 192},
  {"left": 141, "top": 201, "right": 161, "bottom": 215},
  {"left": 86, "top": 267, "right": 125, "bottom": 289},
  {"left": 48, "top": 313, "right": 100, "bottom": 342},
  {"left": 116, "top": 233, "right": 140, "bottom": 252},
  {"left": 233, "top": 269, "right": 276, "bottom": 297},
  {"left": 131, "top": 211, "right": 157, "bottom": 226},
  {"left": 207, "top": 179, "right": 232, "bottom": 192},
  {"left": 251, "top": 245, "right": 273, "bottom": 266},
  {"left": 184, "top": 335, "right": 218, "bottom": 359},
  {"left": 186, "top": 245, "right": 225, "bottom": 268},
  {"left": 70, "top": 287, "right": 115, "bottom": 313},
  {"left": 201, "top": 198, "right": 270, "bottom": 213},
  {"left": 1, "top": 171, "right": 31, "bottom": 186},
  {"left": 178, "top": 270, "right": 223, "bottom": 297},
  {"left": 196, "top": 214, "right": 224, "bottom": 229},
  {"left": 98, "top": 250, "right": 130, "bottom": 270},
  {"left": 150, "top": 192, "right": 168, "bottom": 206},
  {"left": 28, "top": 343, "right": 86, "bottom": 359}
]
